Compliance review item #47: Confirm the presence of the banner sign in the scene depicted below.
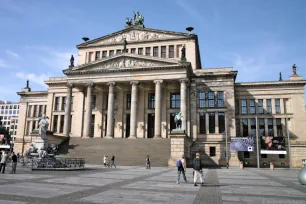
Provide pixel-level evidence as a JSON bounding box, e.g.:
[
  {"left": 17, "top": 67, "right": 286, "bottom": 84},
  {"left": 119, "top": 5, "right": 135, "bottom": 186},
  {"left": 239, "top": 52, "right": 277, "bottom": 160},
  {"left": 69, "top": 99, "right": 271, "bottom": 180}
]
[
  {"left": 230, "top": 136, "right": 255, "bottom": 152},
  {"left": 260, "top": 136, "right": 286, "bottom": 154}
]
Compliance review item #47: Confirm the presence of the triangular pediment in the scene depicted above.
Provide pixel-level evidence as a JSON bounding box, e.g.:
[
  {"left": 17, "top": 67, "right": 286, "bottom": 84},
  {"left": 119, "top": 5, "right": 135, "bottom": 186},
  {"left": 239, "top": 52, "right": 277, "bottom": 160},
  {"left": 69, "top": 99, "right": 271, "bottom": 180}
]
[
  {"left": 63, "top": 53, "right": 188, "bottom": 75},
  {"left": 77, "top": 27, "right": 194, "bottom": 48}
]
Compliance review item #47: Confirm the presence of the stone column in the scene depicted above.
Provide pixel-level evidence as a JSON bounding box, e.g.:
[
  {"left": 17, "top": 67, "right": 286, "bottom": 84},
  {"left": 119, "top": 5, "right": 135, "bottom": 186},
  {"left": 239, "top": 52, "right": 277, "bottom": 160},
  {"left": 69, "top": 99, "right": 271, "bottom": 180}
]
[
  {"left": 129, "top": 81, "right": 139, "bottom": 139},
  {"left": 215, "top": 111, "right": 219, "bottom": 134},
  {"left": 180, "top": 79, "right": 188, "bottom": 132},
  {"left": 154, "top": 80, "right": 163, "bottom": 138},
  {"left": 106, "top": 82, "right": 115, "bottom": 138},
  {"left": 63, "top": 83, "right": 73, "bottom": 137},
  {"left": 83, "top": 83, "right": 94, "bottom": 137}
]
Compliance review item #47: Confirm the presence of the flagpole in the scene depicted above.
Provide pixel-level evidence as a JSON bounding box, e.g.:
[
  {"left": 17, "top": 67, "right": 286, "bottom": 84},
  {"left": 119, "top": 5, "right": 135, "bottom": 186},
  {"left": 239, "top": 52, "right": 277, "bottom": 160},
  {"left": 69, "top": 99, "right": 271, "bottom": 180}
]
[{"left": 256, "top": 116, "right": 260, "bottom": 168}]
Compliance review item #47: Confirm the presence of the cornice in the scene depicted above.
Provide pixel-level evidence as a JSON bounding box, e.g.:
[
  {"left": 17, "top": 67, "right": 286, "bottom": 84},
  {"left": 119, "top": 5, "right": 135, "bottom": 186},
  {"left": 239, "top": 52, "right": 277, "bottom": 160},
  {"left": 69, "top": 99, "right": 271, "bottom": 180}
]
[
  {"left": 17, "top": 91, "right": 48, "bottom": 96},
  {"left": 235, "top": 80, "right": 306, "bottom": 87}
]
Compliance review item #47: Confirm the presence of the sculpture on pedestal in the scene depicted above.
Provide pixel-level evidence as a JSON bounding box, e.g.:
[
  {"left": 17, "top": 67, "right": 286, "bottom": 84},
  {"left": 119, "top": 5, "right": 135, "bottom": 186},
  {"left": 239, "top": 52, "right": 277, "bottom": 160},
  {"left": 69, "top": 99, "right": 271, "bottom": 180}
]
[
  {"left": 174, "top": 112, "right": 183, "bottom": 129},
  {"left": 69, "top": 55, "right": 74, "bottom": 68},
  {"left": 181, "top": 45, "right": 186, "bottom": 62},
  {"left": 292, "top": 64, "right": 297, "bottom": 76},
  {"left": 38, "top": 115, "right": 49, "bottom": 157}
]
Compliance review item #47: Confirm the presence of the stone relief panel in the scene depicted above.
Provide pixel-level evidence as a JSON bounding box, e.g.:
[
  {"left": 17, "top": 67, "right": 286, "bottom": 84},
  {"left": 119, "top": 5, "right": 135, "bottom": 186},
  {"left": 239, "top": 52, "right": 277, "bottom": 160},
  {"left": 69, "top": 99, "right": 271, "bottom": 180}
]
[
  {"left": 90, "top": 58, "right": 169, "bottom": 70},
  {"left": 92, "top": 30, "right": 180, "bottom": 45}
]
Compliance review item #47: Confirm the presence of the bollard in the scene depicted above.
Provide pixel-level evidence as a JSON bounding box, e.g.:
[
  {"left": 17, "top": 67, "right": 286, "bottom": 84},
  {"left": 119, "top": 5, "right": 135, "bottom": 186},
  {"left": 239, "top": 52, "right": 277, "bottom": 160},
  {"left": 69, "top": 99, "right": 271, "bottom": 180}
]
[
  {"left": 298, "top": 166, "right": 306, "bottom": 185},
  {"left": 240, "top": 161, "right": 244, "bottom": 169},
  {"left": 270, "top": 162, "right": 274, "bottom": 170}
]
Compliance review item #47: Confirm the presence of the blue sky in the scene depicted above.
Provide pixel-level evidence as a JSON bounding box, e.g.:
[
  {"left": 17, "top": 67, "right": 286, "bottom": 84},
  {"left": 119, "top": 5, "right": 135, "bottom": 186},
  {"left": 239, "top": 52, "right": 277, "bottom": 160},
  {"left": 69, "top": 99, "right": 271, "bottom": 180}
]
[{"left": 0, "top": 0, "right": 306, "bottom": 102}]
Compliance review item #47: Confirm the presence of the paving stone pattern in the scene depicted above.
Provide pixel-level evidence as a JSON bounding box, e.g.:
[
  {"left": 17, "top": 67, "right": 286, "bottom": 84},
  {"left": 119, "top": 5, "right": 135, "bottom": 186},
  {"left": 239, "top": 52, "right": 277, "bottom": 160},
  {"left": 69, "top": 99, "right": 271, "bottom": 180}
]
[{"left": 0, "top": 165, "right": 305, "bottom": 204}]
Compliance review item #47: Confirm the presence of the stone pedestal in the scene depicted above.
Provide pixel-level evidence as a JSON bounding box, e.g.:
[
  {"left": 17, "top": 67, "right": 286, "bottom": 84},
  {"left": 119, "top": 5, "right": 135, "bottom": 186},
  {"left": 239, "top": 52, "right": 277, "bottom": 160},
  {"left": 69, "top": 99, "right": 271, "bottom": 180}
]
[{"left": 168, "top": 129, "right": 192, "bottom": 167}]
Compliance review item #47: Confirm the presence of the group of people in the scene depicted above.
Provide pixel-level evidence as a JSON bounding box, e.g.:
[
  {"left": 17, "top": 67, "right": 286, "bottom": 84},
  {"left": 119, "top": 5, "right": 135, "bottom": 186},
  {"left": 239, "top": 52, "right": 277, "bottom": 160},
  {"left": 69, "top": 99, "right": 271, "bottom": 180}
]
[
  {"left": 176, "top": 153, "right": 204, "bottom": 186},
  {"left": 0, "top": 151, "right": 18, "bottom": 174},
  {"left": 103, "top": 155, "right": 116, "bottom": 168}
]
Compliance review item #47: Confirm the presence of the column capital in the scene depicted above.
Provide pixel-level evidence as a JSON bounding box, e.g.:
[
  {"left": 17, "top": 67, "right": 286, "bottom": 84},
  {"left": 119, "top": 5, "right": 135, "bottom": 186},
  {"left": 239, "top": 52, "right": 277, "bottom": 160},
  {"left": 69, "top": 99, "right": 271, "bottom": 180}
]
[
  {"left": 130, "top": 81, "right": 139, "bottom": 86},
  {"left": 154, "top": 80, "right": 163, "bottom": 84},
  {"left": 107, "top": 82, "right": 116, "bottom": 86},
  {"left": 66, "top": 83, "right": 74, "bottom": 88},
  {"left": 179, "top": 78, "right": 189, "bottom": 84},
  {"left": 86, "top": 82, "right": 94, "bottom": 87}
]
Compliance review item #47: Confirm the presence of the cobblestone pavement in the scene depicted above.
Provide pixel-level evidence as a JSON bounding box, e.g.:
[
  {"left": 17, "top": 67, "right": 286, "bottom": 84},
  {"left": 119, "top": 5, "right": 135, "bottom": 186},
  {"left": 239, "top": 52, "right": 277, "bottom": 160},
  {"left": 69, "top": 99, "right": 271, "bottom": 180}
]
[{"left": 0, "top": 165, "right": 305, "bottom": 204}]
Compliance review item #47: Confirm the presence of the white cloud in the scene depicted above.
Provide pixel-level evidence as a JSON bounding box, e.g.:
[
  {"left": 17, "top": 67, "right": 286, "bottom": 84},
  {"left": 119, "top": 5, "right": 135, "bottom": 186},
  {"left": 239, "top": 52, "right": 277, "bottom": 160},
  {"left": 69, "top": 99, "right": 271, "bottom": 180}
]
[
  {"left": 25, "top": 45, "right": 77, "bottom": 70},
  {"left": 5, "top": 50, "right": 20, "bottom": 59},
  {"left": 16, "top": 72, "right": 50, "bottom": 88},
  {"left": 177, "top": 0, "right": 204, "bottom": 21},
  {"left": 0, "top": 58, "right": 9, "bottom": 68}
]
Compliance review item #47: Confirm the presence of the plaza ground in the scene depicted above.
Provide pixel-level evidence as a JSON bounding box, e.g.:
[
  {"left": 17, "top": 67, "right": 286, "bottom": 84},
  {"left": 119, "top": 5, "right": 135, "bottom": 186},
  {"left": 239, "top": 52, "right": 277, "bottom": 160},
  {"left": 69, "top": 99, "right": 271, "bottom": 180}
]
[{"left": 0, "top": 165, "right": 305, "bottom": 204}]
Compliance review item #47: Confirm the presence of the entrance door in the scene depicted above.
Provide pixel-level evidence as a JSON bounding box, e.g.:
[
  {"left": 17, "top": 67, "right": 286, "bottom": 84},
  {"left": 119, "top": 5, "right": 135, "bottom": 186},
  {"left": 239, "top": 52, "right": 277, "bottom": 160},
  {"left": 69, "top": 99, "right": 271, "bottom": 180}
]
[
  {"left": 90, "top": 114, "right": 95, "bottom": 137},
  {"left": 126, "top": 114, "right": 130, "bottom": 138},
  {"left": 147, "top": 114, "right": 155, "bottom": 138}
]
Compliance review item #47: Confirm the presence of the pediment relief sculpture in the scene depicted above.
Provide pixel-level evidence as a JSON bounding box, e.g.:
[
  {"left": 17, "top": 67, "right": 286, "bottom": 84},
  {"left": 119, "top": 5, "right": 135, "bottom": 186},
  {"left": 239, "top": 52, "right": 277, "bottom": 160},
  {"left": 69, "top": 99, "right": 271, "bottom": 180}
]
[{"left": 91, "top": 30, "right": 180, "bottom": 46}]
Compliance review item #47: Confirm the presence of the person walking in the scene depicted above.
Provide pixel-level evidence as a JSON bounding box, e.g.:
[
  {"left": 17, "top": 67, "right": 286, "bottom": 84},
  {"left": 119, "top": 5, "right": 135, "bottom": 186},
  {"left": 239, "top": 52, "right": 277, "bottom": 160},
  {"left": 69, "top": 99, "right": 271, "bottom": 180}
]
[
  {"left": 10, "top": 152, "right": 17, "bottom": 174},
  {"left": 146, "top": 155, "right": 151, "bottom": 169},
  {"left": 0, "top": 151, "right": 9, "bottom": 174},
  {"left": 176, "top": 154, "right": 187, "bottom": 184},
  {"left": 103, "top": 155, "right": 108, "bottom": 168},
  {"left": 110, "top": 155, "right": 116, "bottom": 168},
  {"left": 193, "top": 153, "right": 204, "bottom": 186}
]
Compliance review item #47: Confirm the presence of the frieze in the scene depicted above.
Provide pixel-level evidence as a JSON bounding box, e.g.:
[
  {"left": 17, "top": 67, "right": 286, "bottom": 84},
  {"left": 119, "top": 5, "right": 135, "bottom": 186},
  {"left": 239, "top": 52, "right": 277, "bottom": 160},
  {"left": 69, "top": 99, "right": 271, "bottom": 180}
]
[{"left": 92, "top": 30, "right": 179, "bottom": 45}]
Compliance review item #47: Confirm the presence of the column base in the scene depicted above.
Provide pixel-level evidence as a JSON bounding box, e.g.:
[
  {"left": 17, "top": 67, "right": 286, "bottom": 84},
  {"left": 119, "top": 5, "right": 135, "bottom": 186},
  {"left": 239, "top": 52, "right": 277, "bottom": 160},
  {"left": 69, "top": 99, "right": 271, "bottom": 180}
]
[
  {"left": 104, "top": 135, "right": 114, "bottom": 139},
  {"left": 128, "top": 135, "right": 137, "bottom": 139},
  {"left": 153, "top": 135, "right": 162, "bottom": 139}
]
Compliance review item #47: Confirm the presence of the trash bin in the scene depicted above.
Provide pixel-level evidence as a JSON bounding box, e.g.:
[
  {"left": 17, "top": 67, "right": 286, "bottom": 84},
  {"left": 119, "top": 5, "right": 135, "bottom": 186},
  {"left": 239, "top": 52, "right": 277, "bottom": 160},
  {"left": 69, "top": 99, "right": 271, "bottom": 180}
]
[
  {"left": 240, "top": 161, "right": 244, "bottom": 169},
  {"left": 270, "top": 162, "right": 274, "bottom": 170}
]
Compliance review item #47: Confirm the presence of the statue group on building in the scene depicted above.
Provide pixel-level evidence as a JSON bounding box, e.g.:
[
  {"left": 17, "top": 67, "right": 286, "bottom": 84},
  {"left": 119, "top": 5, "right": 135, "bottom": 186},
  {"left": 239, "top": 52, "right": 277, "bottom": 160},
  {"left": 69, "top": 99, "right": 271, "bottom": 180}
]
[{"left": 126, "top": 11, "right": 144, "bottom": 26}]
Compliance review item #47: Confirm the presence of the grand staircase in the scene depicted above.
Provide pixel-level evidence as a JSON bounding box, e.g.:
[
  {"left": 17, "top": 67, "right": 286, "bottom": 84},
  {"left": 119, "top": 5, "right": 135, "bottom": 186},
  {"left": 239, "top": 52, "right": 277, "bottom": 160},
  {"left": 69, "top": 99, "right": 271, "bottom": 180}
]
[{"left": 57, "top": 137, "right": 171, "bottom": 166}]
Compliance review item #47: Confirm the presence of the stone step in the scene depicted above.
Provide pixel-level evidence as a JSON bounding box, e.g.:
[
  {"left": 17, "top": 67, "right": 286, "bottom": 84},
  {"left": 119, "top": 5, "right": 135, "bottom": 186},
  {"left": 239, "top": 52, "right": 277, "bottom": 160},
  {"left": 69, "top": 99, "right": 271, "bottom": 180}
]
[{"left": 57, "top": 137, "right": 171, "bottom": 166}]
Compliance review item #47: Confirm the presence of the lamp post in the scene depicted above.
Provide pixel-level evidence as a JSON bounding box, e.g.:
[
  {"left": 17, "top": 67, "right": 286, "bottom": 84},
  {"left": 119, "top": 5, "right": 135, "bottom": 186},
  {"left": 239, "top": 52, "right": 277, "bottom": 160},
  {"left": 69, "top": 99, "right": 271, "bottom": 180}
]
[
  {"left": 286, "top": 117, "right": 292, "bottom": 170},
  {"left": 256, "top": 116, "right": 260, "bottom": 168},
  {"left": 225, "top": 112, "right": 229, "bottom": 169}
]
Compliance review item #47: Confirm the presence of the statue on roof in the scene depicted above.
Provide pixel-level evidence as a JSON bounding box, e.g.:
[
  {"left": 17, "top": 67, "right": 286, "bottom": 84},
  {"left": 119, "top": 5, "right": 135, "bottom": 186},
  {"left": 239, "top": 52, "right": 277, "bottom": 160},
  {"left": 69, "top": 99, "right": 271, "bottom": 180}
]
[
  {"left": 181, "top": 45, "right": 186, "bottom": 62},
  {"left": 123, "top": 38, "right": 127, "bottom": 53},
  {"left": 279, "top": 72, "right": 282, "bottom": 81},
  {"left": 125, "top": 17, "right": 132, "bottom": 26},
  {"left": 26, "top": 80, "right": 29, "bottom": 88},
  {"left": 69, "top": 55, "right": 74, "bottom": 68},
  {"left": 292, "top": 64, "right": 297, "bottom": 76},
  {"left": 133, "top": 11, "right": 144, "bottom": 25}
]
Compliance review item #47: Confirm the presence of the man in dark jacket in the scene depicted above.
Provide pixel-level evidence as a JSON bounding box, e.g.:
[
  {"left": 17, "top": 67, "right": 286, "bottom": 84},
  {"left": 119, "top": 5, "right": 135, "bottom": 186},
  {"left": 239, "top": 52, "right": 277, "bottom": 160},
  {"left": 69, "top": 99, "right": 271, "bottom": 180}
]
[
  {"left": 10, "top": 152, "right": 17, "bottom": 174},
  {"left": 193, "top": 152, "right": 204, "bottom": 186}
]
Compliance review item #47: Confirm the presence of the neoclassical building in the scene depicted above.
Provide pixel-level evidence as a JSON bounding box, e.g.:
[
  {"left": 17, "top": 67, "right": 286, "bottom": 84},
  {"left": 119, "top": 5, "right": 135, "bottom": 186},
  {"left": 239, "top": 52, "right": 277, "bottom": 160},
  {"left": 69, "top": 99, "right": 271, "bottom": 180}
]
[{"left": 15, "top": 19, "right": 306, "bottom": 167}]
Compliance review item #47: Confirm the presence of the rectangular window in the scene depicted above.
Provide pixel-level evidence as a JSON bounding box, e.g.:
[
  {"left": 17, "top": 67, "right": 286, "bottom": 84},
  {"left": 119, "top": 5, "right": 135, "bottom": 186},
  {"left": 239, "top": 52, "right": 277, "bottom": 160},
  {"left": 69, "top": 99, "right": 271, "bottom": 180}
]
[
  {"left": 258, "top": 99, "right": 263, "bottom": 114},
  {"left": 199, "top": 92, "right": 206, "bottom": 108},
  {"left": 242, "top": 118, "right": 248, "bottom": 136},
  {"left": 241, "top": 100, "right": 247, "bottom": 114},
  {"left": 138, "top": 48, "right": 143, "bottom": 55},
  {"left": 250, "top": 99, "right": 256, "bottom": 114},
  {"left": 32, "top": 121, "right": 36, "bottom": 132},
  {"left": 92, "top": 95, "right": 96, "bottom": 109},
  {"left": 60, "top": 115, "right": 65, "bottom": 133},
  {"left": 218, "top": 112, "right": 225, "bottom": 133},
  {"left": 244, "top": 152, "right": 250, "bottom": 158},
  {"left": 199, "top": 113, "right": 206, "bottom": 134},
  {"left": 279, "top": 154, "right": 285, "bottom": 159},
  {"left": 217, "top": 91, "right": 224, "bottom": 107},
  {"left": 62, "top": 97, "right": 66, "bottom": 111},
  {"left": 126, "top": 94, "right": 131, "bottom": 109},
  {"left": 170, "top": 93, "right": 180, "bottom": 109},
  {"left": 131, "top": 48, "right": 136, "bottom": 54},
  {"left": 109, "top": 50, "right": 114, "bottom": 57},
  {"left": 116, "top": 49, "right": 121, "bottom": 55},
  {"left": 208, "top": 92, "right": 215, "bottom": 108},
  {"left": 145, "top": 47, "right": 151, "bottom": 56},
  {"left": 88, "top": 52, "right": 93, "bottom": 63},
  {"left": 169, "top": 45, "right": 174, "bottom": 58},
  {"left": 39, "top": 105, "right": 43, "bottom": 117},
  {"left": 95, "top": 51, "right": 100, "bottom": 60},
  {"left": 33, "top": 105, "right": 37, "bottom": 117},
  {"left": 259, "top": 118, "right": 265, "bottom": 136},
  {"left": 71, "top": 96, "right": 74, "bottom": 111},
  {"left": 148, "top": 93, "right": 155, "bottom": 109},
  {"left": 268, "top": 118, "right": 274, "bottom": 136},
  {"left": 102, "top": 51, "right": 107, "bottom": 58},
  {"left": 266, "top": 99, "right": 272, "bottom": 114},
  {"left": 209, "top": 147, "right": 216, "bottom": 157},
  {"left": 55, "top": 97, "right": 60, "bottom": 111},
  {"left": 250, "top": 118, "right": 256, "bottom": 136},
  {"left": 44, "top": 105, "right": 46, "bottom": 115},
  {"left": 276, "top": 118, "right": 282, "bottom": 136},
  {"left": 53, "top": 115, "right": 58, "bottom": 132},
  {"left": 161, "top": 46, "right": 166, "bottom": 58},
  {"left": 209, "top": 112, "right": 215, "bottom": 133},
  {"left": 153, "top": 47, "right": 158, "bottom": 57},
  {"left": 275, "top": 99, "right": 281, "bottom": 114}
]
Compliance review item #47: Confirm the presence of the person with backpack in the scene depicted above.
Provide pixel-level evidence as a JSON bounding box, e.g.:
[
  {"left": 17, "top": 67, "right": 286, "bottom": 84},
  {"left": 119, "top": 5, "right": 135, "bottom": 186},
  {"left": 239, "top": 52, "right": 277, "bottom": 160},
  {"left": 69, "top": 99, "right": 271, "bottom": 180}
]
[
  {"left": 193, "top": 152, "right": 204, "bottom": 186},
  {"left": 146, "top": 155, "right": 151, "bottom": 169},
  {"left": 176, "top": 154, "right": 187, "bottom": 184}
]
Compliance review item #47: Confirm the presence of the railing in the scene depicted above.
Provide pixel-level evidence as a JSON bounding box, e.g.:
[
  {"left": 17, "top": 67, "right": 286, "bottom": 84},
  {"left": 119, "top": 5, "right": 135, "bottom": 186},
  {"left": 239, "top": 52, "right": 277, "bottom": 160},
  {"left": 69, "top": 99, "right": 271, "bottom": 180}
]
[{"left": 31, "top": 157, "right": 85, "bottom": 170}]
